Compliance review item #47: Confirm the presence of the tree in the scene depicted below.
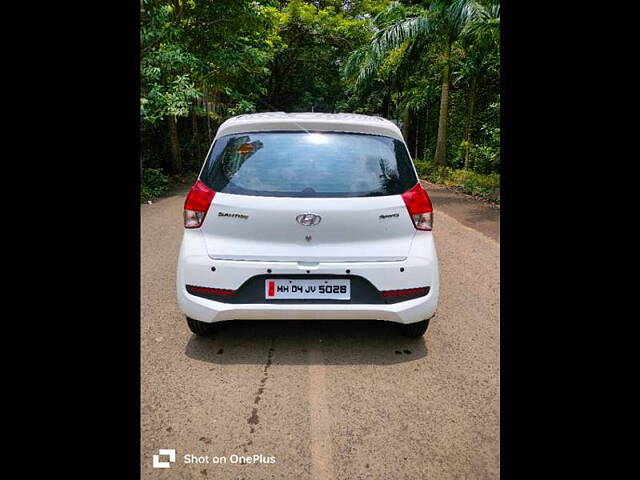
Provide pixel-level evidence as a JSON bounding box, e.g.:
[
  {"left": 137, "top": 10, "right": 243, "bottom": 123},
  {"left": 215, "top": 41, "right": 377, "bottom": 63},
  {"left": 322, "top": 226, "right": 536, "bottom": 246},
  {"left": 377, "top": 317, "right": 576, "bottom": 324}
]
[
  {"left": 343, "top": 0, "right": 493, "bottom": 165},
  {"left": 141, "top": 0, "right": 201, "bottom": 174},
  {"left": 455, "top": 2, "right": 499, "bottom": 169},
  {"left": 141, "top": 0, "right": 279, "bottom": 173},
  {"left": 263, "top": 0, "right": 371, "bottom": 112}
]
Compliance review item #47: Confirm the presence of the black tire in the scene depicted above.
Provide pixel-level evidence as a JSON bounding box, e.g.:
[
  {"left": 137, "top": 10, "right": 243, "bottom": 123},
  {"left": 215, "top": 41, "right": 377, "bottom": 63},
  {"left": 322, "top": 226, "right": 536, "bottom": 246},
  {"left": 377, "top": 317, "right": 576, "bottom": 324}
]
[
  {"left": 186, "top": 316, "right": 218, "bottom": 336},
  {"left": 399, "top": 318, "right": 431, "bottom": 338}
]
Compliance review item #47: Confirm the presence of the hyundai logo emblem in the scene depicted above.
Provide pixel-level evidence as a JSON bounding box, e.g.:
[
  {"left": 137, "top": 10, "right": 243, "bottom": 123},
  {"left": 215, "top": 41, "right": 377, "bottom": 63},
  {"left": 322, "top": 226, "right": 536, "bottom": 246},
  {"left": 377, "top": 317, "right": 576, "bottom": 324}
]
[{"left": 296, "top": 213, "right": 322, "bottom": 226}]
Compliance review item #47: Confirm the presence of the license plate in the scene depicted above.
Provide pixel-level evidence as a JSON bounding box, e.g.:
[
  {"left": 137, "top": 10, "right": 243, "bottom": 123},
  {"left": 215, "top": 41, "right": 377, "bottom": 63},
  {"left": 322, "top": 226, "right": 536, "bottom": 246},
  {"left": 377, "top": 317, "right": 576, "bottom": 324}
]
[{"left": 265, "top": 279, "right": 351, "bottom": 300}]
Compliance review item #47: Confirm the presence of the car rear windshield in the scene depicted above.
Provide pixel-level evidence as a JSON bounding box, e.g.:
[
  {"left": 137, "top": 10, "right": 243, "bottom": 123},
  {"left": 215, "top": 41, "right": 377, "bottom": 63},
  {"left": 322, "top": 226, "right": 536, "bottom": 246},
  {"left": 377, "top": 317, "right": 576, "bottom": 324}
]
[{"left": 199, "top": 131, "right": 418, "bottom": 198}]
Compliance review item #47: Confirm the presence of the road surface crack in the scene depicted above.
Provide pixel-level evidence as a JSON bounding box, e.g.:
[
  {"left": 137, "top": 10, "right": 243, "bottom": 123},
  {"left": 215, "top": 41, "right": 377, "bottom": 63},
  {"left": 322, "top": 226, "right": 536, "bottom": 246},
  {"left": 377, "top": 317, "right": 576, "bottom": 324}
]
[{"left": 239, "top": 338, "right": 275, "bottom": 453}]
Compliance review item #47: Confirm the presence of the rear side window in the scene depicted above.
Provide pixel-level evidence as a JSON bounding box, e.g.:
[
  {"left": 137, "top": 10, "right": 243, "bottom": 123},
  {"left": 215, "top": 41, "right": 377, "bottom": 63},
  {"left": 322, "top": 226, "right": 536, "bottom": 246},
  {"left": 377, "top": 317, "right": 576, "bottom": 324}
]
[{"left": 200, "top": 131, "right": 418, "bottom": 198}]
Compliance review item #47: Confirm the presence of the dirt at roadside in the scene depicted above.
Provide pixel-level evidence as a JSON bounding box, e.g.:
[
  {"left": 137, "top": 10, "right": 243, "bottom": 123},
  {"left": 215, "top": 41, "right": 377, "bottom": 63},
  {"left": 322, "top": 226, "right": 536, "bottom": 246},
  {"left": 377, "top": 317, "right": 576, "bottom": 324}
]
[
  {"left": 166, "top": 173, "right": 198, "bottom": 197},
  {"left": 421, "top": 180, "right": 500, "bottom": 243}
]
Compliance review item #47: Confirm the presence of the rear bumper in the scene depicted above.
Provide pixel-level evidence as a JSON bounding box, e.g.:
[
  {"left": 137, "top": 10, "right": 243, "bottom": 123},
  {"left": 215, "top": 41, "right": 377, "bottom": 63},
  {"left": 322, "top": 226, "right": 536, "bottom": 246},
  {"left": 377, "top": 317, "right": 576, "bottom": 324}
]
[
  {"left": 178, "top": 288, "right": 437, "bottom": 324},
  {"left": 176, "top": 229, "right": 439, "bottom": 325}
]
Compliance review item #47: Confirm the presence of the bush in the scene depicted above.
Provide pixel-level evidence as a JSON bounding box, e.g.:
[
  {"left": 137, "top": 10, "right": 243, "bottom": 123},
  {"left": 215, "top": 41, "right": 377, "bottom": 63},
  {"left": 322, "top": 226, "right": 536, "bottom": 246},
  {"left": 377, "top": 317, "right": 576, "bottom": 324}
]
[
  {"left": 470, "top": 143, "right": 500, "bottom": 175},
  {"left": 141, "top": 167, "right": 169, "bottom": 202},
  {"left": 472, "top": 118, "right": 500, "bottom": 174},
  {"left": 414, "top": 161, "right": 452, "bottom": 184},
  {"left": 444, "top": 169, "right": 500, "bottom": 202},
  {"left": 414, "top": 160, "right": 500, "bottom": 203}
]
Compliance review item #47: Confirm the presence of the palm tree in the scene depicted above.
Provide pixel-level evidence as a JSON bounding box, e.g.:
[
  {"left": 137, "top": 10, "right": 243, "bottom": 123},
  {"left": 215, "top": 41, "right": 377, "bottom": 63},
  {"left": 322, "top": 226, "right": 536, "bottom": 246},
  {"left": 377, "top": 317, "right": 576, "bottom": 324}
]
[
  {"left": 343, "top": 0, "right": 495, "bottom": 166},
  {"left": 456, "top": 3, "right": 500, "bottom": 169}
]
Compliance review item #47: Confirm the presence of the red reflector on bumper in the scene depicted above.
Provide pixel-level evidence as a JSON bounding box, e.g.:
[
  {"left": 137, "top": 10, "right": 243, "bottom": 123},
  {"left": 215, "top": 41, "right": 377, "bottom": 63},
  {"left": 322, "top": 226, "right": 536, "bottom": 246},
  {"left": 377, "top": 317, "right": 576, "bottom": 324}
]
[
  {"left": 187, "top": 285, "right": 235, "bottom": 296},
  {"left": 381, "top": 287, "right": 429, "bottom": 297}
]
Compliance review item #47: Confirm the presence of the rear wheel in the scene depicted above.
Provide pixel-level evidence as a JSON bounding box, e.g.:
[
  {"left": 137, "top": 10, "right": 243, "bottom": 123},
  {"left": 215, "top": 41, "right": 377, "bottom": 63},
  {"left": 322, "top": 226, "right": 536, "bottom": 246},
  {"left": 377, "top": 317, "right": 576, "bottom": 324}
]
[
  {"left": 186, "top": 316, "right": 218, "bottom": 336},
  {"left": 399, "top": 318, "right": 431, "bottom": 338}
]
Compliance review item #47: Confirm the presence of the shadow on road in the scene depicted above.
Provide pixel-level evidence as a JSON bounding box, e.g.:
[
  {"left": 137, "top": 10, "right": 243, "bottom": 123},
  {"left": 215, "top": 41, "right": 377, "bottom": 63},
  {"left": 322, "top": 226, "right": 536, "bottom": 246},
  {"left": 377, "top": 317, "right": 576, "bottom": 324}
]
[{"left": 184, "top": 320, "right": 427, "bottom": 365}]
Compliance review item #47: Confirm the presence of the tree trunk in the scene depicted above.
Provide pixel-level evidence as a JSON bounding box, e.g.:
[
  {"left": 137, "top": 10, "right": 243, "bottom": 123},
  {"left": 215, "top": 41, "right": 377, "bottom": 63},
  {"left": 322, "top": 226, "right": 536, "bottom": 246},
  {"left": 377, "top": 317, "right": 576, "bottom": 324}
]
[
  {"left": 204, "top": 86, "right": 212, "bottom": 142},
  {"left": 191, "top": 108, "right": 202, "bottom": 162},
  {"left": 402, "top": 105, "right": 410, "bottom": 142},
  {"left": 415, "top": 118, "right": 419, "bottom": 159},
  {"left": 463, "top": 75, "right": 477, "bottom": 170},
  {"left": 423, "top": 103, "right": 429, "bottom": 159},
  {"left": 168, "top": 115, "right": 182, "bottom": 174},
  {"left": 434, "top": 39, "right": 451, "bottom": 166},
  {"left": 384, "top": 79, "right": 392, "bottom": 118},
  {"left": 268, "top": 58, "right": 277, "bottom": 105}
]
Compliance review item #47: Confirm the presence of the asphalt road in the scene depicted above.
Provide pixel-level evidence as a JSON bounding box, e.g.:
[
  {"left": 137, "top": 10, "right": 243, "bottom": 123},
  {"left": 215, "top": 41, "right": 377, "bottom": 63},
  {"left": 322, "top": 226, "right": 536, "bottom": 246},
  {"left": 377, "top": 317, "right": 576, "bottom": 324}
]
[{"left": 141, "top": 187, "right": 500, "bottom": 479}]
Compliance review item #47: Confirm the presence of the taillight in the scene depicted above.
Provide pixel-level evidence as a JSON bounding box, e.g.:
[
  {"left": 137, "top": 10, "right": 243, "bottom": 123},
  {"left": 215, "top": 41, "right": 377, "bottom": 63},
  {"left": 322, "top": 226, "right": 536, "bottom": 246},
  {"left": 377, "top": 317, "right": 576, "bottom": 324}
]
[
  {"left": 381, "top": 286, "right": 430, "bottom": 303},
  {"left": 401, "top": 183, "right": 433, "bottom": 231},
  {"left": 186, "top": 285, "right": 234, "bottom": 296},
  {"left": 382, "top": 287, "right": 429, "bottom": 297},
  {"left": 184, "top": 180, "right": 215, "bottom": 228}
]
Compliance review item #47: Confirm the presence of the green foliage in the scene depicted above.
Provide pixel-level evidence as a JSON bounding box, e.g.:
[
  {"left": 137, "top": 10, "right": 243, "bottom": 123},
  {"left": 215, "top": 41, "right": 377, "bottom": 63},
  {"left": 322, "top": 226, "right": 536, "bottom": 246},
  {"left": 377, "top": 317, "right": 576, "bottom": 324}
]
[
  {"left": 141, "top": 168, "right": 169, "bottom": 202},
  {"left": 414, "top": 160, "right": 500, "bottom": 202},
  {"left": 141, "top": 74, "right": 200, "bottom": 124},
  {"left": 140, "top": 1, "right": 202, "bottom": 125},
  {"left": 342, "top": 0, "right": 500, "bottom": 170},
  {"left": 444, "top": 169, "right": 500, "bottom": 201},
  {"left": 140, "top": 0, "right": 500, "bottom": 194},
  {"left": 414, "top": 160, "right": 450, "bottom": 183},
  {"left": 264, "top": 0, "right": 373, "bottom": 111},
  {"left": 471, "top": 142, "right": 499, "bottom": 174},
  {"left": 140, "top": 0, "right": 283, "bottom": 175},
  {"left": 470, "top": 98, "right": 500, "bottom": 173}
]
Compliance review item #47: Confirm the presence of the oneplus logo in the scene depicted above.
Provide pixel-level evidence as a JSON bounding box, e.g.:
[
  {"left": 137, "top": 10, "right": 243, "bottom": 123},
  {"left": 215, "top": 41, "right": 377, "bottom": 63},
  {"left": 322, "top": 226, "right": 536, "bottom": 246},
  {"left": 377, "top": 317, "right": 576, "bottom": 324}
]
[{"left": 153, "top": 449, "right": 176, "bottom": 468}]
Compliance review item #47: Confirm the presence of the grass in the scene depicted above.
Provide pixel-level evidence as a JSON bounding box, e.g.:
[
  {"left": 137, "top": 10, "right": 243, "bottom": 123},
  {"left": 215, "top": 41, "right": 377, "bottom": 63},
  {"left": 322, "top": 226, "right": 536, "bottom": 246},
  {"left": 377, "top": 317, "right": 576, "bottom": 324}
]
[
  {"left": 141, "top": 169, "right": 198, "bottom": 203},
  {"left": 140, "top": 168, "right": 169, "bottom": 202},
  {"left": 414, "top": 161, "right": 500, "bottom": 203}
]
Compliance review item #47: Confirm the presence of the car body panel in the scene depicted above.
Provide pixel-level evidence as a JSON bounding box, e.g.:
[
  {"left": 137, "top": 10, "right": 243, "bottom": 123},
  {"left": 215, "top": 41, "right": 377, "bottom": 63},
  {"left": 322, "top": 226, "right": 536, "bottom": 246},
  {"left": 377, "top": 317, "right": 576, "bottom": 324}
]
[
  {"left": 212, "top": 112, "right": 404, "bottom": 142},
  {"left": 201, "top": 193, "right": 416, "bottom": 262}
]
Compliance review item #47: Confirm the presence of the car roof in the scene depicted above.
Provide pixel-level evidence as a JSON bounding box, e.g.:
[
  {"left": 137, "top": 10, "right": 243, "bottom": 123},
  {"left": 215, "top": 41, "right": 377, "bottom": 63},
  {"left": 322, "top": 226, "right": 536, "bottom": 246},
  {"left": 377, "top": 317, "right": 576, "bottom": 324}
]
[{"left": 214, "top": 112, "right": 404, "bottom": 142}]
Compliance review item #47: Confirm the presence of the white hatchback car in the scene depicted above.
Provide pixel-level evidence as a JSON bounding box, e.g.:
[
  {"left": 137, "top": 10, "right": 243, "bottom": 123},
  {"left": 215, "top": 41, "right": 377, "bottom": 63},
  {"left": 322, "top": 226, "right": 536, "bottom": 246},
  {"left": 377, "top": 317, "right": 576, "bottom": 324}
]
[{"left": 177, "top": 112, "right": 439, "bottom": 337}]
